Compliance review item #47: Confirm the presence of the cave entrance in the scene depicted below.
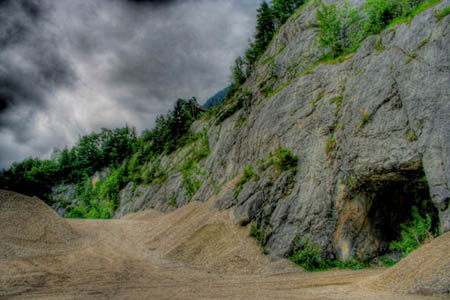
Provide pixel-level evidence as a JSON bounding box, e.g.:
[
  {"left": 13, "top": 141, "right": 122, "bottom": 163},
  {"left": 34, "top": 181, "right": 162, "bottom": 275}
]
[{"left": 350, "top": 163, "right": 439, "bottom": 257}]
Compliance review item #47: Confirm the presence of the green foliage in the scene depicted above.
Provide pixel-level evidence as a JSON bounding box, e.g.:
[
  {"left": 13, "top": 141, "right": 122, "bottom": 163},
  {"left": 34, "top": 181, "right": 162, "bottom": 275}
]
[
  {"left": 249, "top": 223, "right": 267, "bottom": 243},
  {"left": 249, "top": 223, "right": 270, "bottom": 254},
  {"left": 325, "top": 137, "right": 336, "bottom": 155},
  {"left": 288, "top": 237, "right": 374, "bottom": 271},
  {"left": 272, "top": 0, "right": 307, "bottom": 25},
  {"left": 313, "top": 0, "right": 440, "bottom": 59},
  {"left": 169, "top": 197, "right": 177, "bottom": 208},
  {"left": 66, "top": 166, "right": 127, "bottom": 219},
  {"left": 180, "top": 131, "right": 210, "bottom": 200},
  {"left": 380, "top": 257, "right": 398, "bottom": 266},
  {"left": 389, "top": 206, "right": 434, "bottom": 256},
  {"left": 235, "top": 148, "right": 298, "bottom": 198},
  {"left": 435, "top": 5, "right": 450, "bottom": 20},
  {"left": 407, "top": 131, "right": 418, "bottom": 142},
  {"left": 359, "top": 109, "right": 371, "bottom": 129},
  {"left": 268, "top": 148, "right": 299, "bottom": 173},
  {"left": 313, "top": 2, "right": 363, "bottom": 58},
  {"left": 231, "top": 56, "right": 247, "bottom": 85},
  {"left": 288, "top": 237, "right": 332, "bottom": 270},
  {"left": 142, "top": 159, "right": 167, "bottom": 185},
  {"left": 387, "top": 0, "right": 442, "bottom": 26},
  {"left": 141, "top": 97, "right": 202, "bottom": 155},
  {"left": 182, "top": 166, "right": 203, "bottom": 200},
  {"left": 329, "top": 95, "right": 343, "bottom": 116},
  {"left": 375, "top": 37, "right": 386, "bottom": 51},
  {"left": 223, "top": 0, "right": 306, "bottom": 103},
  {"left": 0, "top": 158, "right": 58, "bottom": 205},
  {"left": 247, "top": 1, "right": 275, "bottom": 66},
  {"left": 364, "top": 0, "right": 402, "bottom": 34},
  {"left": 215, "top": 90, "right": 252, "bottom": 125},
  {"left": 0, "top": 126, "right": 137, "bottom": 203},
  {"left": 260, "top": 62, "right": 279, "bottom": 97},
  {"left": 234, "top": 165, "right": 258, "bottom": 198},
  {"left": 1, "top": 96, "right": 204, "bottom": 211}
]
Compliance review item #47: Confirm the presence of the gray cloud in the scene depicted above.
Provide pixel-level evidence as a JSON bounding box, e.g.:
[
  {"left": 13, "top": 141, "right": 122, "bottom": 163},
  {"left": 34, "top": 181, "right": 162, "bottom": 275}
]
[{"left": 0, "top": 0, "right": 259, "bottom": 169}]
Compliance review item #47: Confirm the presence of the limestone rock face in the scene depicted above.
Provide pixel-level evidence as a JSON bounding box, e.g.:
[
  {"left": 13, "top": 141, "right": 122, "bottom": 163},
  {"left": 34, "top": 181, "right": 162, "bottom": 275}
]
[{"left": 115, "top": 0, "right": 450, "bottom": 259}]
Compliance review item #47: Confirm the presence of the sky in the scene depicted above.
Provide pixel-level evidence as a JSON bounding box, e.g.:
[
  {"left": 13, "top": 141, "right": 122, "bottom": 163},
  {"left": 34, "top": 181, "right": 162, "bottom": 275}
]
[{"left": 0, "top": 0, "right": 260, "bottom": 169}]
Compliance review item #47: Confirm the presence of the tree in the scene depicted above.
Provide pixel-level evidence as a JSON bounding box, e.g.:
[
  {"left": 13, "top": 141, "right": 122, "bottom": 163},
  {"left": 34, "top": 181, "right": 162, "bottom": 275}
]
[
  {"left": 231, "top": 56, "right": 246, "bottom": 85},
  {"left": 272, "top": 0, "right": 306, "bottom": 25},
  {"left": 313, "top": 2, "right": 363, "bottom": 58},
  {"left": 246, "top": 1, "right": 275, "bottom": 67},
  {"left": 255, "top": 1, "right": 275, "bottom": 54}
]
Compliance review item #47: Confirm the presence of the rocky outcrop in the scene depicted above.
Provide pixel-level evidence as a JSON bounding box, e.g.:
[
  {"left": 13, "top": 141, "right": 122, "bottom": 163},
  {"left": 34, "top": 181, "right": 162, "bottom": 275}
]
[{"left": 112, "top": 0, "right": 450, "bottom": 260}]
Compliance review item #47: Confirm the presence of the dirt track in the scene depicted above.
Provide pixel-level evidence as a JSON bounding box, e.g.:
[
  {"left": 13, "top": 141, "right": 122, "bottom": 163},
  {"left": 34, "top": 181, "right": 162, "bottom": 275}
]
[{"left": 0, "top": 190, "right": 448, "bottom": 299}]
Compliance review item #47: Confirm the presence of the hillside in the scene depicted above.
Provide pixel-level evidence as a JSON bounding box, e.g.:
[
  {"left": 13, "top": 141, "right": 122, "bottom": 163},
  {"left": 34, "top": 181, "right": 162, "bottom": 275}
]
[
  {"left": 2, "top": 0, "right": 450, "bottom": 280},
  {"left": 109, "top": 0, "right": 449, "bottom": 261}
]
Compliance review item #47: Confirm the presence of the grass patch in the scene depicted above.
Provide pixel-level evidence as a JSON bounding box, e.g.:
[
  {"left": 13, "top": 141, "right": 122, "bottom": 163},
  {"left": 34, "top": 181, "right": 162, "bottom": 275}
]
[
  {"left": 179, "top": 131, "right": 210, "bottom": 200},
  {"left": 407, "top": 131, "right": 418, "bottom": 142},
  {"left": 375, "top": 37, "right": 385, "bottom": 51},
  {"left": 312, "top": 91, "right": 324, "bottom": 108},
  {"left": 435, "top": 5, "right": 450, "bottom": 20},
  {"left": 359, "top": 109, "right": 371, "bottom": 129},
  {"left": 234, "top": 165, "right": 258, "bottom": 198},
  {"left": 261, "top": 55, "right": 275, "bottom": 66},
  {"left": 416, "top": 36, "right": 431, "bottom": 51},
  {"left": 249, "top": 223, "right": 270, "bottom": 255},
  {"left": 325, "top": 137, "right": 336, "bottom": 155},
  {"left": 267, "top": 79, "right": 293, "bottom": 98}
]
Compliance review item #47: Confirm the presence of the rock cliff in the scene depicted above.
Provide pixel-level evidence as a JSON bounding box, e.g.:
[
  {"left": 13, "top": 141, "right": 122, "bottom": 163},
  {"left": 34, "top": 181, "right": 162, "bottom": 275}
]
[{"left": 71, "top": 0, "right": 450, "bottom": 260}]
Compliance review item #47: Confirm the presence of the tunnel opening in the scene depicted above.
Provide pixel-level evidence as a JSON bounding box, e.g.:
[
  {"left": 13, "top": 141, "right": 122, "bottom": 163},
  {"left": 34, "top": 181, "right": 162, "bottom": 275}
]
[{"left": 344, "top": 162, "right": 440, "bottom": 258}]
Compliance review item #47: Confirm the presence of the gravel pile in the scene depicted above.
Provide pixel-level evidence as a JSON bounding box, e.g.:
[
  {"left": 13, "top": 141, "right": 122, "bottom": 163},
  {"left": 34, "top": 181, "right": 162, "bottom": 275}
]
[
  {"left": 363, "top": 231, "right": 450, "bottom": 295},
  {"left": 0, "top": 190, "right": 81, "bottom": 260}
]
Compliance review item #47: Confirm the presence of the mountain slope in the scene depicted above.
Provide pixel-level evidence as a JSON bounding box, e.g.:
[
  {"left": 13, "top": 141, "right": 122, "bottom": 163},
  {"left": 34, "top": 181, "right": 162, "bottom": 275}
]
[
  {"left": 40, "top": 0, "right": 450, "bottom": 263},
  {"left": 109, "top": 0, "right": 450, "bottom": 260}
]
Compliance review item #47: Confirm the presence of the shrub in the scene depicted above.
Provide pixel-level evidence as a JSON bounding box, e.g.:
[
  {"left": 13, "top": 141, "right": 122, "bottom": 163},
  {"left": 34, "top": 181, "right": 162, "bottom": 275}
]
[
  {"left": 389, "top": 206, "right": 435, "bottom": 256},
  {"left": 435, "top": 5, "right": 450, "bottom": 20},
  {"left": 288, "top": 237, "right": 332, "bottom": 271},
  {"left": 182, "top": 167, "right": 203, "bottom": 200},
  {"left": 364, "top": 0, "right": 401, "bottom": 34},
  {"left": 313, "top": 2, "right": 363, "bottom": 58},
  {"left": 288, "top": 237, "right": 377, "bottom": 271},
  {"left": 249, "top": 223, "right": 270, "bottom": 255},
  {"left": 269, "top": 148, "right": 299, "bottom": 172}
]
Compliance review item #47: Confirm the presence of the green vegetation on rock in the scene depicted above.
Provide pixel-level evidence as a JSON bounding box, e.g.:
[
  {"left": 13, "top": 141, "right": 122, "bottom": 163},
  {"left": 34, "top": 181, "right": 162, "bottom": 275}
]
[
  {"left": 389, "top": 206, "right": 437, "bottom": 256},
  {"left": 180, "top": 131, "right": 210, "bottom": 200},
  {"left": 313, "top": 0, "right": 443, "bottom": 59}
]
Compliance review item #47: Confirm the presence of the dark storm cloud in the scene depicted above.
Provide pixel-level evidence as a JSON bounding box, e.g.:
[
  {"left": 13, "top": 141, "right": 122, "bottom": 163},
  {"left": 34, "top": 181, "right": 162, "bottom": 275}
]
[
  {"left": 0, "top": 0, "right": 260, "bottom": 169},
  {"left": 0, "top": 0, "right": 75, "bottom": 113}
]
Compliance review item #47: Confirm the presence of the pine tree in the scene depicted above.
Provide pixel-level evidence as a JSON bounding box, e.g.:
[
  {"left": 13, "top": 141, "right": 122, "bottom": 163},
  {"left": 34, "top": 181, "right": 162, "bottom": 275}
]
[
  {"left": 272, "top": 0, "right": 305, "bottom": 26},
  {"left": 255, "top": 1, "right": 275, "bottom": 53}
]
